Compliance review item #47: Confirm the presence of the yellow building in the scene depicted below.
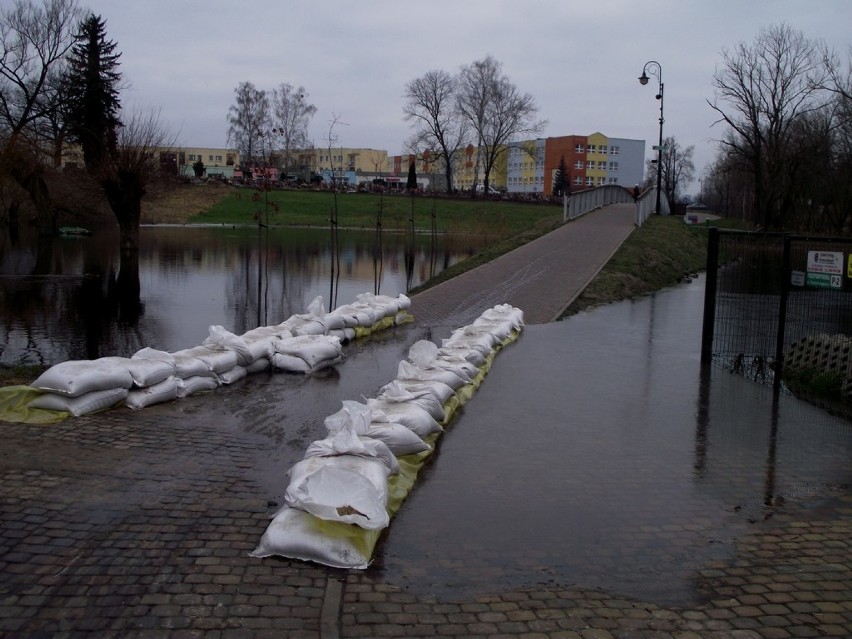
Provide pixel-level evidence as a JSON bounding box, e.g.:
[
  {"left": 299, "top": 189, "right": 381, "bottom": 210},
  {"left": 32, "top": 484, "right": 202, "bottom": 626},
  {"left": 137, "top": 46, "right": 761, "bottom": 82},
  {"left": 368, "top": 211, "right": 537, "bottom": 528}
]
[
  {"left": 585, "top": 132, "right": 609, "bottom": 187},
  {"left": 292, "top": 148, "right": 389, "bottom": 175}
]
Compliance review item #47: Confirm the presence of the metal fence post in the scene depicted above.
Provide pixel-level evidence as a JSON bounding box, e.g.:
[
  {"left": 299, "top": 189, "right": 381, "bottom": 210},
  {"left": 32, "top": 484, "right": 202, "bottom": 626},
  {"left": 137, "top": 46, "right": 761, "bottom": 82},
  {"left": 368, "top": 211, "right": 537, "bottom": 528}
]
[
  {"left": 773, "top": 236, "right": 792, "bottom": 394},
  {"left": 700, "top": 227, "right": 720, "bottom": 366}
]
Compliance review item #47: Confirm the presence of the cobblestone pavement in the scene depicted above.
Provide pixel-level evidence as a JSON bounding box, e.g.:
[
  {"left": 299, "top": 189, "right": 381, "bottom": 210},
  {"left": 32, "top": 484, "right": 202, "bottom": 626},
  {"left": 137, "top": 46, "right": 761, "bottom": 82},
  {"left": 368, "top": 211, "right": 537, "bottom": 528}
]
[{"left": 2, "top": 207, "right": 851, "bottom": 638}]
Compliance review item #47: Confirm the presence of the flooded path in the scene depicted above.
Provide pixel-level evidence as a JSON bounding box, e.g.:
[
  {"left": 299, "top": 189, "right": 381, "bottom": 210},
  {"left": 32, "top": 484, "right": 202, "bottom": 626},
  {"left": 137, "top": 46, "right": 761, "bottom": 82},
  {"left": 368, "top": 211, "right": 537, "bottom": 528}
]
[{"left": 376, "top": 276, "right": 852, "bottom": 605}]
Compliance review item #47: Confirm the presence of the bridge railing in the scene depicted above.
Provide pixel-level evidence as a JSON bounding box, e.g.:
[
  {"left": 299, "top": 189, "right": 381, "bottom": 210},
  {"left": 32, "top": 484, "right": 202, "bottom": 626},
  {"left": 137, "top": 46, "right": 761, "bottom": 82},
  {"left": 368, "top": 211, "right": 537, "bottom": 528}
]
[{"left": 563, "top": 184, "right": 669, "bottom": 227}]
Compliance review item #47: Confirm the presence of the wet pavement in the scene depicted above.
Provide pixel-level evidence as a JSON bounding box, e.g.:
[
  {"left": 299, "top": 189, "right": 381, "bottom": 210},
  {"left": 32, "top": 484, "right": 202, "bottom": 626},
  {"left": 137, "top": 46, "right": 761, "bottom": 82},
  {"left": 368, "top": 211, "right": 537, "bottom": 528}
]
[{"left": 2, "top": 206, "right": 851, "bottom": 638}]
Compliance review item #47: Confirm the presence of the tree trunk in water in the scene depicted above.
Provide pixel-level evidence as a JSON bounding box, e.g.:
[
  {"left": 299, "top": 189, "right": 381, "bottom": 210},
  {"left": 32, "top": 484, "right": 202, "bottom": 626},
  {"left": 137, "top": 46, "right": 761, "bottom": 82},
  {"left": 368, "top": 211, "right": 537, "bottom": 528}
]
[
  {"left": 104, "top": 172, "right": 145, "bottom": 322},
  {"left": 10, "top": 165, "right": 57, "bottom": 237}
]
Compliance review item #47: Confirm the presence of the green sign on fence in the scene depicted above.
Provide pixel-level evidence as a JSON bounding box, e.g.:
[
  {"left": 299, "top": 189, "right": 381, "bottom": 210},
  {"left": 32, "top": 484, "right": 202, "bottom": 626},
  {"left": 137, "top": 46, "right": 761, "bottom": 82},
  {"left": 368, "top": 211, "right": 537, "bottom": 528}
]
[{"left": 806, "top": 272, "right": 842, "bottom": 289}]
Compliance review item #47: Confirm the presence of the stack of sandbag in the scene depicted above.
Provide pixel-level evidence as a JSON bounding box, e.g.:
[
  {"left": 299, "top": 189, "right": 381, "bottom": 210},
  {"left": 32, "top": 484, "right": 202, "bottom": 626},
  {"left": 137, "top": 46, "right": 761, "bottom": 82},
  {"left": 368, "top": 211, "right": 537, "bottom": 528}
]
[
  {"left": 251, "top": 303, "right": 524, "bottom": 569},
  {"left": 271, "top": 334, "right": 343, "bottom": 374},
  {"left": 327, "top": 293, "right": 412, "bottom": 339},
  {"left": 28, "top": 359, "right": 135, "bottom": 417},
  {"left": 25, "top": 292, "right": 415, "bottom": 417}
]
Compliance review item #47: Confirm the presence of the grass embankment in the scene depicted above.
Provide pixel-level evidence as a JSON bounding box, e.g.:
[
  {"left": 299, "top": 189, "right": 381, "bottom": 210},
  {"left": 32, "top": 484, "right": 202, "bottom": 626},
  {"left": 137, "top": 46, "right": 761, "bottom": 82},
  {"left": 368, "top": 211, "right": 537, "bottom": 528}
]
[
  {"left": 563, "top": 215, "right": 750, "bottom": 317},
  {"left": 189, "top": 186, "right": 562, "bottom": 239}
]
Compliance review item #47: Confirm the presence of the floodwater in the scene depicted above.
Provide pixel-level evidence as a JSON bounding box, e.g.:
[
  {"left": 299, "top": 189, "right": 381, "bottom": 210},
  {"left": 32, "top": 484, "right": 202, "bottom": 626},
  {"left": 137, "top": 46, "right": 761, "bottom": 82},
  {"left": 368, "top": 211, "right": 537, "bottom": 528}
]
[
  {"left": 0, "top": 225, "right": 483, "bottom": 366},
  {"left": 366, "top": 277, "right": 852, "bottom": 606}
]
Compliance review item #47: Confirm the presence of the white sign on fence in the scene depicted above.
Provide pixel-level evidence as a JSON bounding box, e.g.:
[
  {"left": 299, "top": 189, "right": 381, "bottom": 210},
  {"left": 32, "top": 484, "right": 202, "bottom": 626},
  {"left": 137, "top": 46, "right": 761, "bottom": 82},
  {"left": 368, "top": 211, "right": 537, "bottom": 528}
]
[{"left": 807, "top": 251, "right": 843, "bottom": 275}]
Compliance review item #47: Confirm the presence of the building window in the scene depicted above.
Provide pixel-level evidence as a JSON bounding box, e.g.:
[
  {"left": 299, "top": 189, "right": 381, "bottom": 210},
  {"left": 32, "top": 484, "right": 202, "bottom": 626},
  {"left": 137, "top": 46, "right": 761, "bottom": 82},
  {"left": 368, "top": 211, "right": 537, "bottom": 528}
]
[
  {"left": 574, "top": 160, "right": 583, "bottom": 169},
  {"left": 574, "top": 144, "right": 584, "bottom": 153},
  {"left": 189, "top": 154, "right": 196, "bottom": 161},
  {"left": 609, "top": 162, "right": 619, "bottom": 171},
  {"left": 574, "top": 176, "right": 583, "bottom": 185},
  {"left": 610, "top": 146, "right": 619, "bottom": 154},
  {"left": 586, "top": 161, "right": 594, "bottom": 170},
  {"left": 588, "top": 144, "right": 596, "bottom": 153},
  {"left": 585, "top": 177, "right": 594, "bottom": 186},
  {"left": 215, "top": 155, "right": 222, "bottom": 162}
]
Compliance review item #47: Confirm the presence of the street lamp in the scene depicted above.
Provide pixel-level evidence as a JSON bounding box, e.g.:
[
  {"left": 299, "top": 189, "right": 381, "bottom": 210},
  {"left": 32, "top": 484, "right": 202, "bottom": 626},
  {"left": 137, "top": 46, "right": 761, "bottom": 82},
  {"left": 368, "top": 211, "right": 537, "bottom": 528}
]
[{"left": 638, "top": 60, "right": 664, "bottom": 214}]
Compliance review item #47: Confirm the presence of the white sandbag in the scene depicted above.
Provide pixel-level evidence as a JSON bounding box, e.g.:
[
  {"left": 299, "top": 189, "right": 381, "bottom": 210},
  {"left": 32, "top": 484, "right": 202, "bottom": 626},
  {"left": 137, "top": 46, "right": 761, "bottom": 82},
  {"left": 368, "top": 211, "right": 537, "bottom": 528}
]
[
  {"left": 285, "top": 455, "right": 391, "bottom": 530},
  {"left": 305, "top": 435, "right": 398, "bottom": 475},
  {"left": 170, "top": 352, "right": 213, "bottom": 379},
  {"left": 327, "top": 327, "right": 356, "bottom": 343},
  {"left": 397, "top": 360, "right": 468, "bottom": 390},
  {"left": 281, "top": 314, "right": 327, "bottom": 336},
  {"left": 250, "top": 505, "right": 374, "bottom": 569},
  {"left": 438, "top": 345, "right": 488, "bottom": 368},
  {"left": 365, "top": 422, "right": 431, "bottom": 456},
  {"left": 433, "top": 353, "right": 480, "bottom": 380},
  {"left": 176, "top": 375, "right": 219, "bottom": 398},
  {"left": 408, "top": 339, "right": 439, "bottom": 367},
  {"left": 125, "top": 377, "right": 179, "bottom": 410},
  {"left": 131, "top": 347, "right": 175, "bottom": 365},
  {"left": 101, "top": 355, "right": 175, "bottom": 388},
  {"left": 481, "top": 303, "right": 524, "bottom": 328},
  {"left": 31, "top": 359, "right": 133, "bottom": 397},
  {"left": 441, "top": 329, "right": 497, "bottom": 357},
  {"left": 241, "top": 326, "right": 291, "bottom": 342},
  {"left": 271, "top": 352, "right": 312, "bottom": 374},
  {"left": 367, "top": 398, "right": 442, "bottom": 438},
  {"left": 202, "top": 325, "right": 256, "bottom": 365},
  {"left": 272, "top": 335, "right": 342, "bottom": 371},
  {"left": 29, "top": 386, "right": 129, "bottom": 416},
  {"left": 355, "top": 292, "right": 399, "bottom": 318},
  {"left": 386, "top": 378, "right": 456, "bottom": 405},
  {"left": 174, "top": 346, "right": 239, "bottom": 375},
  {"left": 246, "top": 357, "right": 270, "bottom": 374},
  {"left": 307, "top": 295, "right": 326, "bottom": 317},
  {"left": 395, "top": 294, "right": 411, "bottom": 311},
  {"left": 471, "top": 317, "right": 516, "bottom": 342},
  {"left": 321, "top": 312, "right": 346, "bottom": 331},
  {"left": 308, "top": 401, "right": 399, "bottom": 473},
  {"left": 217, "top": 365, "right": 248, "bottom": 385},
  {"left": 377, "top": 380, "right": 445, "bottom": 421},
  {"left": 407, "top": 340, "right": 474, "bottom": 384}
]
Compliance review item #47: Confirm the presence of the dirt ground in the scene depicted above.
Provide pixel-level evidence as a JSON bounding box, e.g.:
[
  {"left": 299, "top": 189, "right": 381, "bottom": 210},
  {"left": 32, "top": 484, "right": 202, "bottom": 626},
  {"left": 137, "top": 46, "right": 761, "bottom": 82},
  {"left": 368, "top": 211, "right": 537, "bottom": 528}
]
[{"left": 140, "top": 182, "right": 232, "bottom": 224}]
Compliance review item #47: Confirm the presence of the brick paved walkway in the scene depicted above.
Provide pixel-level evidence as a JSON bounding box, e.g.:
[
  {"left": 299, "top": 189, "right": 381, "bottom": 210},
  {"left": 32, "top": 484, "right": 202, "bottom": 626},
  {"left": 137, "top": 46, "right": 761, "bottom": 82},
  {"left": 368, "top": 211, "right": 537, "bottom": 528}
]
[{"left": 2, "top": 207, "right": 851, "bottom": 638}]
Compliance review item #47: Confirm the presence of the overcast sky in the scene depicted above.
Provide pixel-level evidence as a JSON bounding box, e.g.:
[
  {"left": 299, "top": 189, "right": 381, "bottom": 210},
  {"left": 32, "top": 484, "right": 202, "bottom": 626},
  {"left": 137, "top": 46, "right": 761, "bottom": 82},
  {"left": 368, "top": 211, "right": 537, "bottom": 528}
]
[{"left": 80, "top": 0, "right": 850, "bottom": 193}]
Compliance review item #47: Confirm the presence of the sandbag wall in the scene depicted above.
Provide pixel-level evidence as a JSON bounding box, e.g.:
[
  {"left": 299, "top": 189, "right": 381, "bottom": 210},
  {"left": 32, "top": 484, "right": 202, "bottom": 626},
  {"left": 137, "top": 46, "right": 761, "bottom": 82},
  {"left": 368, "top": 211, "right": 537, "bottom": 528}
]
[
  {"left": 251, "top": 303, "right": 524, "bottom": 569},
  {"left": 26, "top": 293, "right": 412, "bottom": 418}
]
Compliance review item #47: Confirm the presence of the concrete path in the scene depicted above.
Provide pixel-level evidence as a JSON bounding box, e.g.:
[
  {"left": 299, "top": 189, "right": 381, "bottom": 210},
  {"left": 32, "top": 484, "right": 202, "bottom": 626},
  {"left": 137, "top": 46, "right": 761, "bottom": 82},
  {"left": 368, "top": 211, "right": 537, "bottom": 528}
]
[{"left": 411, "top": 203, "right": 637, "bottom": 328}]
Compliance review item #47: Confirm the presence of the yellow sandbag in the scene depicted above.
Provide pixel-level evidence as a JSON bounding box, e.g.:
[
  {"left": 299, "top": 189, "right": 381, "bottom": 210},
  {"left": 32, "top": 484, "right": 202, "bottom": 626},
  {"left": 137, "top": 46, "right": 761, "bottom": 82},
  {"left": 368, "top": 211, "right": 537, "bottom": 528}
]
[{"left": 0, "top": 385, "right": 69, "bottom": 424}]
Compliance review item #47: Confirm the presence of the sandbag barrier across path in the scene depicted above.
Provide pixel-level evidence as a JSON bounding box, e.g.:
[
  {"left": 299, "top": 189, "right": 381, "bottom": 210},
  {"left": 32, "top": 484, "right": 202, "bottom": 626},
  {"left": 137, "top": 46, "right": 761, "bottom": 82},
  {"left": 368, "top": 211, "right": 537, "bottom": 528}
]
[
  {"left": 0, "top": 293, "right": 412, "bottom": 424},
  {"left": 251, "top": 303, "right": 524, "bottom": 568}
]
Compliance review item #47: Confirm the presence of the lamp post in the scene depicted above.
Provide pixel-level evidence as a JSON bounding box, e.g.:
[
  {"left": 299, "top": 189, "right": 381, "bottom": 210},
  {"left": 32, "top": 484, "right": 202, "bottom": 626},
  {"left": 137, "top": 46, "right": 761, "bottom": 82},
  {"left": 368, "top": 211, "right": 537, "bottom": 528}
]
[{"left": 638, "top": 60, "right": 664, "bottom": 214}]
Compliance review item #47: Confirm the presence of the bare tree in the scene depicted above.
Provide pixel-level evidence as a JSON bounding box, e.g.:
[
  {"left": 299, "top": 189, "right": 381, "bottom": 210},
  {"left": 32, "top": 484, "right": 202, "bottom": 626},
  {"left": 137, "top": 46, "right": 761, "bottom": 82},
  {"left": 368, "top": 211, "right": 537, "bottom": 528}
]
[
  {"left": 645, "top": 136, "right": 695, "bottom": 204},
  {"left": 271, "top": 83, "right": 316, "bottom": 179},
  {"left": 456, "top": 56, "right": 546, "bottom": 195},
  {"left": 403, "top": 69, "right": 467, "bottom": 193},
  {"left": 708, "top": 23, "right": 832, "bottom": 229},
  {"left": 227, "top": 81, "right": 269, "bottom": 170},
  {"left": 0, "top": 0, "right": 80, "bottom": 234},
  {"left": 97, "top": 108, "right": 175, "bottom": 253}
]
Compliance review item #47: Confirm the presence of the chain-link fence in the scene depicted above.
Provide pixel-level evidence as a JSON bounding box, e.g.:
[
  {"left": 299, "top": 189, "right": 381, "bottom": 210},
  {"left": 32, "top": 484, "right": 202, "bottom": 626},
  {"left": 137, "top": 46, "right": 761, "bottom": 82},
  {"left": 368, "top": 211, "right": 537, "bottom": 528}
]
[{"left": 701, "top": 229, "right": 852, "bottom": 397}]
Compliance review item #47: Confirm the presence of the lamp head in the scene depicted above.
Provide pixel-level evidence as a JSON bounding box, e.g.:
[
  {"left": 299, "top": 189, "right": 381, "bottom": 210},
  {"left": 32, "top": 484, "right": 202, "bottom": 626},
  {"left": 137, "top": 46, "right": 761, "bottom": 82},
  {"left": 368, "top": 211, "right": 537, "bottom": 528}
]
[{"left": 638, "top": 71, "right": 650, "bottom": 86}]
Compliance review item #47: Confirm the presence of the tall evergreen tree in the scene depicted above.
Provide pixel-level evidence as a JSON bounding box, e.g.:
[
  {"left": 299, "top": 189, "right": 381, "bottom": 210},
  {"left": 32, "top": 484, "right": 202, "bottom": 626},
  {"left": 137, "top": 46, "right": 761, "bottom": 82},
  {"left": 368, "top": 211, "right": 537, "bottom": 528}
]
[
  {"left": 65, "top": 13, "right": 122, "bottom": 170},
  {"left": 406, "top": 160, "right": 418, "bottom": 191},
  {"left": 553, "top": 154, "right": 569, "bottom": 197}
]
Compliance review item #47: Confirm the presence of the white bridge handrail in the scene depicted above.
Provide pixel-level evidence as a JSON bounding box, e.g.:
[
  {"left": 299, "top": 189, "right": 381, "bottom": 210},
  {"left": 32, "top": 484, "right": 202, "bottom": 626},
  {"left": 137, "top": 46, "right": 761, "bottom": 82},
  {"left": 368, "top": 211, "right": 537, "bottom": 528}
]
[{"left": 563, "top": 184, "right": 668, "bottom": 227}]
